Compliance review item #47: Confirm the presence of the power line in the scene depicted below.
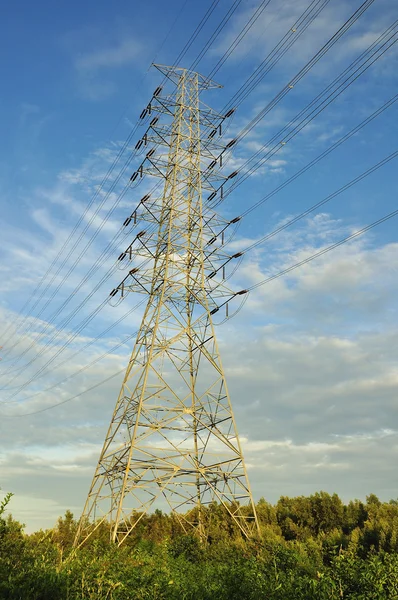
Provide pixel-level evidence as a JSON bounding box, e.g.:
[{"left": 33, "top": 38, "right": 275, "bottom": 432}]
[
  {"left": 6, "top": 206, "right": 398, "bottom": 418},
  {"left": 0, "top": 0, "right": 249, "bottom": 375},
  {"left": 220, "top": 20, "right": 398, "bottom": 202},
  {"left": 0, "top": 296, "right": 147, "bottom": 400},
  {"left": 1, "top": 210, "right": 217, "bottom": 396},
  {"left": 0, "top": 1, "right": 388, "bottom": 401},
  {"left": 0, "top": 176, "right": 166, "bottom": 375},
  {"left": 0, "top": 1, "right": 351, "bottom": 357},
  {"left": 242, "top": 149, "right": 398, "bottom": 254},
  {"left": 0, "top": 3, "right": 234, "bottom": 368},
  {"left": 217, "top": 0, "right": 331, "bottom": 104},
  {"left": 235, "top": 0, "right": 377, "bottom": 142},
  {"left": 240, "top": 94, "right": 398, "bottom": 218},
  {"left": 0, "top": 0, "right": 224, "bottom": 357},
  {"left": 0, "top": 131, "right": 138, "bottom": 352},
  {"left": 247, "top": 209, "right": 398, "bottom": 291},
  {"left": 190, "top": 0, "right": 243, "bottom": 71},
  {"left": 171, "top": 0, "right": 221, "bottom": 68},
  {"left": 0, "top": 254, "right": 154, "bottom": 392},
  {"left": 7, "top": 140, "right": 396, "bottom": 401},
  {"left": 0, "top": 368, "right": 125, "bottom": 418},
  {"left": 206, "top": 0, "right": 273, "bottom": 79}
]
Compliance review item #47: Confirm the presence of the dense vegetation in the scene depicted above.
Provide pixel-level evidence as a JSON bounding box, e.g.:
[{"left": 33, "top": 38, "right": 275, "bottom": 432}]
[{"left": 1, "top": 491, "right": 398, "bottom": 599}]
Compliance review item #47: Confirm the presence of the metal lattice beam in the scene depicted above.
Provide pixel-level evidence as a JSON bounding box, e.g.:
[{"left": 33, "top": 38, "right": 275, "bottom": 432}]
[{"left": 74, "top": 66, "right": 259, "bottom": 547}]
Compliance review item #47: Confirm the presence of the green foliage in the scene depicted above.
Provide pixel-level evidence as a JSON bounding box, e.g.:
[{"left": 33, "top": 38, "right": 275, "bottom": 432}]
[
  {"left": 0, "top": 490, "right": 14, "bottom": 518},
  {"left": 1, "top": 492, "right": 398, "bottom": 599}
]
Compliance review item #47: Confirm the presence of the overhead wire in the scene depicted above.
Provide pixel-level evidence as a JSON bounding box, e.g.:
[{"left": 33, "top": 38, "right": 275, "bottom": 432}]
[
  {"left": 0, "top": 306, "right": 145, "bottom": 406},
  {"left": 12, "top": 123, "right": 392, "bottom": 396},
  {"left": 17, "top": 131, "right": 396, "bottom": 396},
  {"left": 205, "top": 0, "right": 273, "bottom": 80},
  {"left": 2, "top": 0, "right": 373, "bottom": 364},
  {"left": 0, "top": 144, "right": 159, "bottom": 364},
  {"left": 0, "top": 0, "right": 389, "bottom": 406},
  {"left": 0, "top": 182, "right": 135, "bottom": 374},
  {"left": 1, "top": 142, "right": 235, "bottom": 388},
  {"left": 95, "top": 0, "right": 192, "bottom": 156},
  {"left": 241, "top": 149, "right": 398, "bottom": 255},
  {"left": 0, "top": 201, "right": 241, "bottom": 399},
  {"left": 169, "top": 0, "right": 221, "bottom": 69},
  {"left": 0, "top": 0, "right": 223, "bottom": 357},
  {"left": 0, "top": 1, "right": 238, "bottom": 401},
  {"left": 0, "top": 0, "right": 243, "bottom": 368},
  {"left": 219, "top": 20, "right": 398, "bottom": 203},
  {"left": 234, "top": 0, "right": 377, "bottom": 141},
  {"left": 0, "top": 129, "right": 139, "bottom": 351},
  {"left": 0, "top": 206, "right": 227, "bottom": 399},
  {"left": 1, "top": 204, "right": 229, "bottom": 396},
  {"left": 3, "top": 0, "right": 332, "bottom": 361},
  {"left": 0, "top": 137, "right": 234, "bottom": 385},
  {"left": 0, "top": 0, "right": 331, "bottom": 359},
  {"left": 145, "top": 0, "right": 191, "bottom": 66},
  {"left": 5, "top": 205, "right": 398, "bottom": 418},
  {"left": 0, "top": 246, "right": 158, "bottom": 391},
  {"left": 247, "top": 208, "right": 398, "bottom": 291},
  {"left": 210, "top": 0, "right": 330, "bottom": 88},
  {"left": 176, "top": 0, "right": 381, "bottom": 217},
  {"left": 0, "top": 197, "right": 242, "bottom": 397},
  {"left": 189, "top": 0, "right": 243, "bottom": 71},
  {"left": 0, "top": 368, "right": 126, "bottom": 418},
  {"left": 0, "top": 176, "right": 168, "bottom": 375},
  {"left": 0, "top": 0, "right": 234, "bottom": 370},
  {"left": 240, "top": 93, "right": 398, "bottom": 218}
]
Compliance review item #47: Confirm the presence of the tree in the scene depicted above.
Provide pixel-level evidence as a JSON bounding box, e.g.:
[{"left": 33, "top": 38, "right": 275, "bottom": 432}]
[
  {"left": 52, "top": 510, "right": 77, "bottom": 552},
  {"left": 0, "top": 490, "right": 13, "bottom": 518}
]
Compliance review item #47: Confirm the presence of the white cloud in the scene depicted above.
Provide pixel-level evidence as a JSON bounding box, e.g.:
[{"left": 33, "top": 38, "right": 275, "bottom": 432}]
[
  {"left": 1, "top": 207, "right": 398, "bottom": 530},
  {"left": 19, "top": 103, "right": 40, "bottom": 127},
  {"left": 76, "top": 39, "right": 141, "bottom": 71},
  {"left": 213, "top": 0, "right": 395, "bottom": 75},
  {"left": 61, "top": 23, "right": 143, "bottom": 101}
]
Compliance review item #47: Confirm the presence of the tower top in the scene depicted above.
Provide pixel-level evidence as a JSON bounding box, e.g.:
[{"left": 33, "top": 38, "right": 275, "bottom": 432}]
[{"left": 153, "top": 63, "right": 223, "bottom": 90}]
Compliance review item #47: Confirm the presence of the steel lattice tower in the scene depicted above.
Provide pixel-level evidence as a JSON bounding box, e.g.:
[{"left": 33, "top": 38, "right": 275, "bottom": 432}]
[{"left": 75, "top": 65, "right": 259, "bottom": 547}]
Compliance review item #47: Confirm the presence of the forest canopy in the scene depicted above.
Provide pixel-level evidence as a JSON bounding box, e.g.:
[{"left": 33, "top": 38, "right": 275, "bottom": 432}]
[{"left": 1, "top": 491, "right": 398, "bottom": 599}]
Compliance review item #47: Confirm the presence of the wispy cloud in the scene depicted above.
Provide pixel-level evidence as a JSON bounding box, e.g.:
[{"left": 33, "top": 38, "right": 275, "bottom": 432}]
[
  {"left": 19, "top": 103, "right": 40, "bottom": 127},
  {"left": 76, "top": 39, "right": 141, "bottom": 71},
  {"left": 61, "top": 25, "right": 143, "bottom": 100},
  {"left": 1, "top": 210, "right": 398, "bottom": 528}
]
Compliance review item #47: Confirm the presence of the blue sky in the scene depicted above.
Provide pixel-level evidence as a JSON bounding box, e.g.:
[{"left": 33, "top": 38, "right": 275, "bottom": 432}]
[{"left": 0, "top": 0, "right": 397, "bottom": 531}]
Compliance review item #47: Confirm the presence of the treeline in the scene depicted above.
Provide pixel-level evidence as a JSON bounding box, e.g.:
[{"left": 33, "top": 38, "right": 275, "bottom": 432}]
[{"left": 1, "top": 492, "right": 398, "bottom": 599}]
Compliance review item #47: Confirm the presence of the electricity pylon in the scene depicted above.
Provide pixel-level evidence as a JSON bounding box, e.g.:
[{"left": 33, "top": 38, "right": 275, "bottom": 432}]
[{"left": 75, "top": 65, "right": 259, "bottom": 547}]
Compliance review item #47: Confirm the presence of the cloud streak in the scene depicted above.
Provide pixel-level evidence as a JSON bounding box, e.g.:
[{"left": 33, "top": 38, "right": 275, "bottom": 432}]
[
  {"left": 76, "top": 39, "right": 142, "bottom": 71},
  {"left": 1, "top": 209, "right": 398, "bottom": 530}
]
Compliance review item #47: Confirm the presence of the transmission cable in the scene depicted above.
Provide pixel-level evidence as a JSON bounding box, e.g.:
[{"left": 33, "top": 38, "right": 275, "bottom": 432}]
[
  {"left": 0, "top": 0, "right": 223, "bottom": 353},
  {"left": 206, "top": 0, "right": 273, "bottom": 79},
  {"left": 0, "top": 0, "right": 240, "bottom": 365},
  {"left": 220, "top": 21, "right": 398, "bottom": 203},
  {"left": 210, "top": 0, "right": 329, "bottom": 88},
  {"left": 240, "top": 94, "right": 398, "bottom": 218},
  {"left": 0, "top": 306, "right": 145, "bottom": 406},
  {"left": 1, "top": 216, "right": 213, "bottom": 395},
  {"left": 0, "top": 0, "right": 343, "bottom": 356},
  {"left": 0, "top": 245, "right": 157, "bottom": 390},
  {"left": 247, "top": 208, "right": 398, "bottom": 291},
  {"left": 0, "top": 0, "right": 384, "bottom": 393},
  {"left": 189, "top": 0, "right": 243, "bottom": 71},
  {"left": 0, "top": 368, "right": 126, "bottom": 418},
  {"left": 5, "top": 206, "right": 398, "bottom": 418},
  {"left": 19, "top": 141, "right": 397, "bottom": 395},
  {"left": 241, "top": 149, "right": 398, "bottom": 255},
  {"left": 234, "top": 0, "right": 376, "bottom": 143}
]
